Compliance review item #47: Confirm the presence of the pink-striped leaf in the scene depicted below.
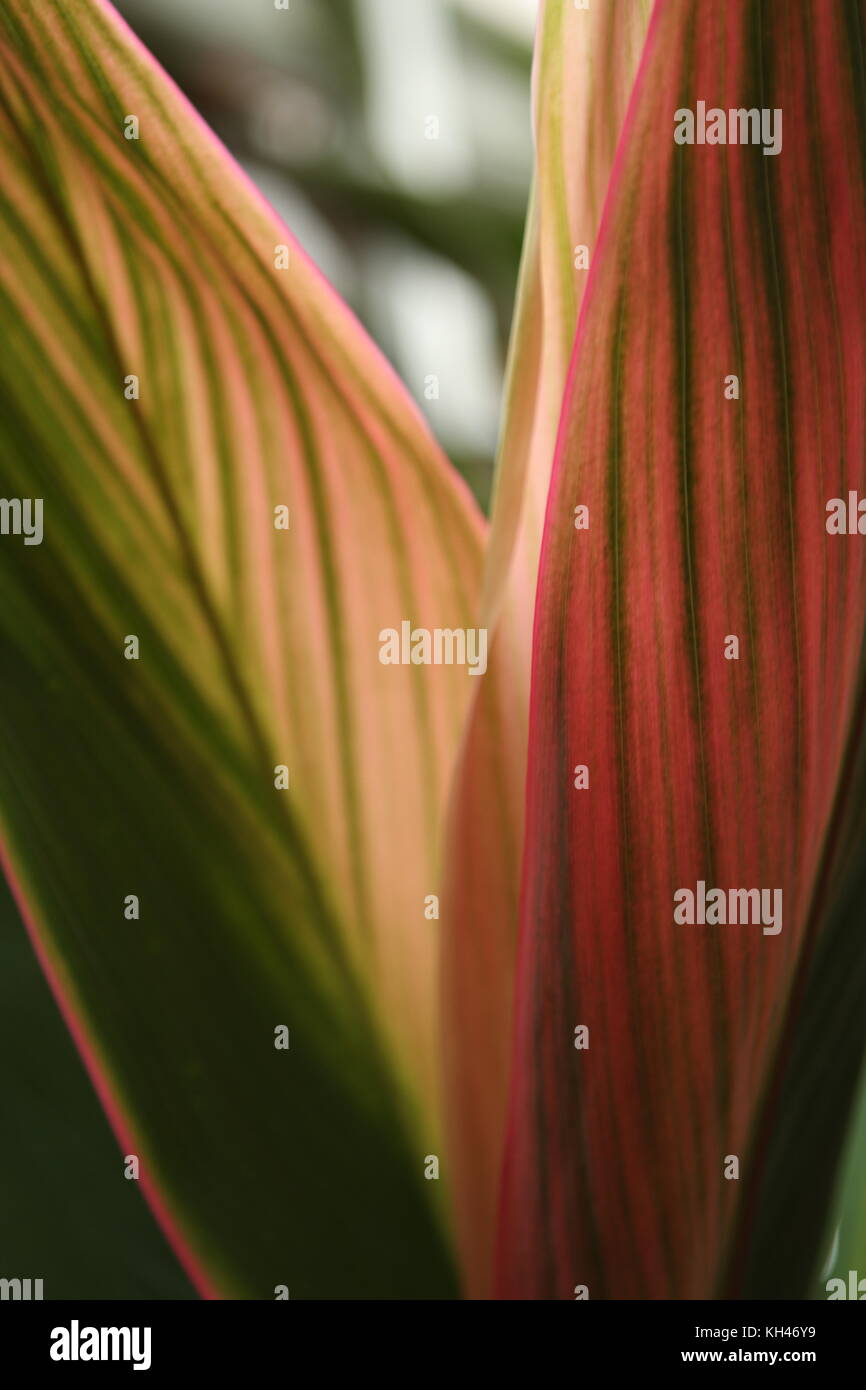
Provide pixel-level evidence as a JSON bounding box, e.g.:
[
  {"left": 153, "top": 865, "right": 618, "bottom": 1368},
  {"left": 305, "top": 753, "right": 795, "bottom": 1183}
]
[
  {"left": 441, "top": 0, "right": 650, "bottom": 1296},
  {"left": 498, "top": 0, "right": 866, "bottom": 1299}
]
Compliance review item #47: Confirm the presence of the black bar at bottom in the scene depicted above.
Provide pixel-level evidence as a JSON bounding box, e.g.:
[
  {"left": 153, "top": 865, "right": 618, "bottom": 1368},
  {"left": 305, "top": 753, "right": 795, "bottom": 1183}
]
[{"left": 0, "top": 1298, "right": 862, "bottom": 1376}]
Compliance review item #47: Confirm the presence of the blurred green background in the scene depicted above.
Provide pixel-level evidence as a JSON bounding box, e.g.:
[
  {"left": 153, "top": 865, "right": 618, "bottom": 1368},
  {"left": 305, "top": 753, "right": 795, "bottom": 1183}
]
[{"left": 0, "top": 0, "right": 534, "bottom": 1300}]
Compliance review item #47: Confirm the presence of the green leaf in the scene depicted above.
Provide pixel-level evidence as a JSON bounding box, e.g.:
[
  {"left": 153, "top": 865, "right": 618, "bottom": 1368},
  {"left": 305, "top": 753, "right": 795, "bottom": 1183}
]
[
  {"left": 0, "top": 872, "right": 195, "bottom": 1298},
  {"left": 0, "top": 0, "right": 486, "bottom": 1297},
  {"left": 819, "top": 1052, "right": 866, "bottom": 1299}
]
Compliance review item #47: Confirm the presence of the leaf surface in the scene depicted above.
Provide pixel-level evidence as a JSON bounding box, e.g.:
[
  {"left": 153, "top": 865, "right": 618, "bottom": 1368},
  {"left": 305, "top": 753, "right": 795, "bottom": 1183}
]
[
  {"left": 497, "top": 0, "right": 866, "bottom": 1299},
  {"left": 441, "top": 0, "right": 650, "bottom": 1295},
  {"left": 0, "top": 0, "right": 485, "bottom": 1296}
]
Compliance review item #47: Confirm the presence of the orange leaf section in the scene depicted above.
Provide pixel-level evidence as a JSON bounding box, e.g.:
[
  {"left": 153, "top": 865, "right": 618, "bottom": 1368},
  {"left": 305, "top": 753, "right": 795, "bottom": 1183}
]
[{"left": 498, "top": 0, "right": 866, "bottom": 1298}]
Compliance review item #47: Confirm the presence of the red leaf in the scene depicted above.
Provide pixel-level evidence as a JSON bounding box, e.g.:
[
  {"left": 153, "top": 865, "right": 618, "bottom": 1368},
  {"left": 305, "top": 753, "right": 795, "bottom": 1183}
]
[
  {"left": 440, "top": 0, "right": 649, "bottom": 1296},
  {"left": 497, "top": 0, "right": 866, "bottom": 1299}
]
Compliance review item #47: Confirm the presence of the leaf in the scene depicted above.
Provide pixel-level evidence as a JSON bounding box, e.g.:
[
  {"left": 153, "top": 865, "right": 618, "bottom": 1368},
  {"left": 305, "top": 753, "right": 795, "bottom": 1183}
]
[
  {"left": 497, "top": 0, "right": 866, "bottom": 1299},
  {"left": 0, "top": 873, "right": 194, "bottom": 1297},
  {"left": 818, "top": 1050, "right": 866, "bottom": 1299},
  {"left": 441, "top": 0, "right": 650, "bottom": 1296},
  {"left": 734, "top": 781, "right": 866, "bottom": 1298},
  {"left": 0, "top": 0, "right": 485, "bottom": 1296}
]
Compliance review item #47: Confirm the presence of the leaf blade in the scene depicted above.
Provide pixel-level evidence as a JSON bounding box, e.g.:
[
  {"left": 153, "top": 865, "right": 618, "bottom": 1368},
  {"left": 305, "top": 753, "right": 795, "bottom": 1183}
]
[
  {"left": 0, "top": 0, "right": 485, "bottom": 1296},
  {"left": 441, "top": 0, "right": 650, "bottom": 1296},
  {"left": 497, "top": 0, "right": 866, "bottom": 1299}
]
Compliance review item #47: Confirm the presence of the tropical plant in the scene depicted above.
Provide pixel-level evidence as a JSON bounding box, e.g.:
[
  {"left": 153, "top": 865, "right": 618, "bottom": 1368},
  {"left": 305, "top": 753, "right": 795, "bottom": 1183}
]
[{"left": 1, "top": 0, "right": 865, "bottom": 1300}]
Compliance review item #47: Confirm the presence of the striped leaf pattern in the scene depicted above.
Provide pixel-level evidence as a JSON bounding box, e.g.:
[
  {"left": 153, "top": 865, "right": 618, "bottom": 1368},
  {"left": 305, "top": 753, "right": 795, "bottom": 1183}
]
[
  {"left": 441, "top": 0, "right": 650, "bottom": 1297},
  {"left": 497, "top": 0, "right": 866, "bottom": 1299},
  {"left": 0, "top": 0, "right": 485, "bottom": 1296}
]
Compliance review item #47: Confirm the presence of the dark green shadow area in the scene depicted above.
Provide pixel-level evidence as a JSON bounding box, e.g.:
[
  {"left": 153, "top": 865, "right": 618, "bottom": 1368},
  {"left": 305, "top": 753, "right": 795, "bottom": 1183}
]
[{"left": 0, "top": 878, "right": 195, "bottom": 1299}]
